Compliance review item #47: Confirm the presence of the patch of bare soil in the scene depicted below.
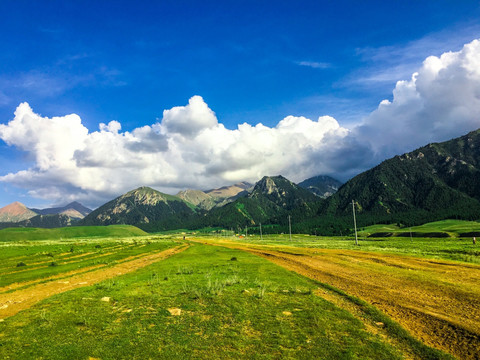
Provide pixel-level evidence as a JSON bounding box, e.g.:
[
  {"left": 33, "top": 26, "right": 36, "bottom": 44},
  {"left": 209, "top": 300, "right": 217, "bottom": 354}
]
[
  {"left": 313, "top": 287, "right": 417, "bottom": 360},
  {"left": 0, "top": 245, "right": 188, "bottom": 319},
  {"left": 203, "top": 240, "right": 480, "bottom": 360},
  {"left": 1, "top": 252, "right": 121, "bottom": 280},
  {"left": 0, "top": 264, "right": 106, "bottom": 293}
]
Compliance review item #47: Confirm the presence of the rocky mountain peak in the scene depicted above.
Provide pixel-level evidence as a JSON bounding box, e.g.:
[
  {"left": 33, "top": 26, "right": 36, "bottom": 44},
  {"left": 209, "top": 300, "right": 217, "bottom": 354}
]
[
  {"left": 122, "top": 187, "right": 170, "bottom": 206},
  {"left": 0, "top": 201, "right": 38, "bottom": 222},
  {"left": 252, "top": 176, "right": 291, "bottom": 197}
]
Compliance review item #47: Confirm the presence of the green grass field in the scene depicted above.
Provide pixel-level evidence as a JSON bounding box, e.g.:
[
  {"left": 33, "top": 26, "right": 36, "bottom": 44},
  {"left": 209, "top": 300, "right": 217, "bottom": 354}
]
[
  {"left": 0, "top": 237, "right": 176, "bottom": 288},
  {"left": 206, "top": 232, "right": 480, "bottom": 264},
  {"left": 357, "top": 219, "right": 480, "bottom": 237},
  {"left": 1, "top": 222, "right": 477, "bottom": 359},
  {"left": 195, "top": 219, "right": 479, "bottom": 264},
  {"left": 0, "top": 241, "right": 450, "bottom": 359},
  {"left": 0, "top": 225, "right": 147, "bottom": 242}
]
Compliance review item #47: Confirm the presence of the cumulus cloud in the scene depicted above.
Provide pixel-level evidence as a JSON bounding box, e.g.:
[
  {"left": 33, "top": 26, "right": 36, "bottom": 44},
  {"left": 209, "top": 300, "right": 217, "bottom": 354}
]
[
  {"left": 0, "top": 96, "right": 348, "bottom": 206},
  {"left": 2, "top": 39, "right": 480, "bottom": 207},
  {"left": 0, "top": 103, "right": 88, "bottom": 171},
  {"left": 353, "top": 38, "right": 480, "bottom": 159},
  {"left": 161, "top": 95, "right": 218, "bottom": 137}
]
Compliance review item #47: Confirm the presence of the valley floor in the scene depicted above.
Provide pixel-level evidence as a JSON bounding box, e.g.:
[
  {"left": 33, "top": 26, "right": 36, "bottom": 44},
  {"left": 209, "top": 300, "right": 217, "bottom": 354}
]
[
  {"left": 195, "top": 237, "right": 480, "bottom": 359},
  {"left": 0, "top": 233, "right": 477, "bottom": 359}
]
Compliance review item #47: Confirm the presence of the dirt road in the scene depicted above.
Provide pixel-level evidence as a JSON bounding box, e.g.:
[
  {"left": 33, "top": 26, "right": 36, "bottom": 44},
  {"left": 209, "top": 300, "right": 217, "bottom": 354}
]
[{"left": 0, "top": 245, "right": 188, "bottom": 319}]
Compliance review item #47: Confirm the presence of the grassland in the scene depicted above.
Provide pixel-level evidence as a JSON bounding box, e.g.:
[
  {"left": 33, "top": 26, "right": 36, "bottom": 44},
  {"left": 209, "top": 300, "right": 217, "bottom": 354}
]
[
  {"left": 1, "top": 223, "right": 478, "bottom": 359},
  {"left": 357, "top": 219, "right": 480, "bottom": 237},
  {"left": 208, "top": 219, "right": 480, "bottom": 265},
  {"left": 0, "top": 235, "right": 177, "bottom": 289},
  {"left": 0, "top": 225, "right": 147, "bottom": 242},
  {"left": 0, "top": 240, "right": 449, "bottom": 360},
  {"left": 209, "top": 232, "right": 480, "bottom": 264}
]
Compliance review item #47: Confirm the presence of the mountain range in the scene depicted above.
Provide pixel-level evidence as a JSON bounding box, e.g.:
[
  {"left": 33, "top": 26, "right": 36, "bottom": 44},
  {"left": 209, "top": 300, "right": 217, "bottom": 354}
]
[
  {"left": 78, "top": 178, "right": 322, "bottom": 232},
  {"left": 81, "top": 128, "right": 480, "bottom": 233},
  {"left": 30, "top": 201, "right": 92, "bottom": 218},
  {"left": 3, "top": 128, "right": 480, "bottom": 234},
  {"left": 0, "top": 201, "right": 93, "bottom": 229},
  {"left": 298, "top": 175, "right": 343, "bottom": 198},
  {"left": 194, "top": 175, "right": 320, "bottom": 230},
  {"left": 0, "top": 201, "right": 38, "bottom": 223},
  {"left": 175, "top": 182, "right": 252, "bottom": 210},
  {"left": 319, "top": 128, "right": 480, "bottom": 228},
  {"left": 80, "top": 186, "right": 196, "bottom": 227}
]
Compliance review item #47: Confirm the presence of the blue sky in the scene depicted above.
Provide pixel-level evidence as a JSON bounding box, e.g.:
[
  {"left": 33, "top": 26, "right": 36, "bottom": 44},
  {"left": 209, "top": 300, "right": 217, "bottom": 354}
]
[{"left": 1, "top": 1, "right": 480, "bottom": 209}]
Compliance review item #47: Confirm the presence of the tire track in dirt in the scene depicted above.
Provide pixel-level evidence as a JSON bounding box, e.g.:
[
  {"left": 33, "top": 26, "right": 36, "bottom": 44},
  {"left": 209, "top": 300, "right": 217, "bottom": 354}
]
[
  {"left": 2, "top": 251, "right": 116, "bottom": 276},
  {"left": 254, "top": 249, "right": 480, "bottom": 360},
  {"left": 0, "top": 264, "right": 106, "bottom": 294},
  {"left": 197, "top": 239, "right": 480, "bottom": 360},
  {"left": 0, "top": 244, "right": 188, "bottom": 319},
  {"left": 0, "top": 243, "right": 134, "bottom": 270},
  {"left": 0, "top": 247, "right": 170, "bottom": 293}
]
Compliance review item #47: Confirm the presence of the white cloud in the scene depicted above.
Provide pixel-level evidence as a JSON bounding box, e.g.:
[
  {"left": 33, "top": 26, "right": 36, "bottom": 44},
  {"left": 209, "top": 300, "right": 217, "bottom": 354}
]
[
  {"left": 161, "top": 95, "right": 218, "bottom": 137},
  {"left": 0, "top": 96, "right": 349, "bottom": 206},
  {"left": 0, "top": 102, "right": 88, "bottom": 171},
  {"left": 353, "top": 39, "right": 480, "bottom": 158}
]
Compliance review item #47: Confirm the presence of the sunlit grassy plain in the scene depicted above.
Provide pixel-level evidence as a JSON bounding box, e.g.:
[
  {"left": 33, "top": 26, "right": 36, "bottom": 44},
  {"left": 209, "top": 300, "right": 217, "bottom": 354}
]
[
  {"left": 0, "top": 225, "right": 148, "bottom": 242},
  {"left": 213, "top": 219, "right": 480, "bottom": 264},
  {"left": 2, "top": 221, "right": 477, "bottom": 359}
]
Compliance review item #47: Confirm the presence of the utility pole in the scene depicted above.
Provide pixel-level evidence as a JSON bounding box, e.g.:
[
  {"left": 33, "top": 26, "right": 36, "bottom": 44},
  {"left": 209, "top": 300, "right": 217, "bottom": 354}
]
[
  {"left": 260, "top": 223, "right": 263, "bottom": 241},
  {"left": 245, "top": 226, "right": 248, "bottom": 238},
  {"left": 288, "top": 215, "right": 292, "bottom": 241},
  {"left": 352, "top": 200, "right": 358, "bottom": 246}
]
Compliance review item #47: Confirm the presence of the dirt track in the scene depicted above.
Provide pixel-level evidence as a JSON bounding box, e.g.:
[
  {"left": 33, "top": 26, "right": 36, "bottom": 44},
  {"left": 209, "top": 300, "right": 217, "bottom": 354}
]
[
  {"left": 0, "top": 245, "right": 188, "bottom": 319},
  {"left": 199, "top": 240, "right": 480, "bottom": 360}
]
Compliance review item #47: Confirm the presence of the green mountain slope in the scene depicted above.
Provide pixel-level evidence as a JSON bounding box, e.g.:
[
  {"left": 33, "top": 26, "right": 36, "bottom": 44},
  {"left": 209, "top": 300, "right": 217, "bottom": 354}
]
[
  {"left": 31, "top": 201, "right": 92, "bottom": 218},
  {"left": 176, "top": 182, "right": 252, "bottom": 210},
  {"left": 81, "top": 187, "right": 197, "bottom": 227},
  {"left": 199, "top": 175, "right": 320, "bottom": 229},
  {"left": 175, "top": 189, "right": 216, "bottom": 210},
  {"left": 15, "top": 214, "right": 77, "bottom": 228},
  {"left": 298, "top": 175, "right": 343, "bottom": 198},
  {"left": 320, "top": 129, "right": 480, "bottom": 227}
]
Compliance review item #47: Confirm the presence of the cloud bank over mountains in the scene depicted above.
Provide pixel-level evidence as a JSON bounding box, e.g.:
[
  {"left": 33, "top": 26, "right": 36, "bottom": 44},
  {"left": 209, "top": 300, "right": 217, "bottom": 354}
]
[
  {"left": 355, "top": 39, "right": 480, "bottom": 157},
  {"left": 1, "top": 39, "right": 480, "bottom": 207}
]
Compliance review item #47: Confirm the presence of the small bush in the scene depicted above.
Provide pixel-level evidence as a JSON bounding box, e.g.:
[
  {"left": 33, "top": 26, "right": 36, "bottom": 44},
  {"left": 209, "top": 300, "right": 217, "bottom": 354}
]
[
  {"left": 16, "top": 261, "right": 27, "bottom": 267},
  {"left": 176, "top": 266, "right": 193, "bottom": 275},
  {"left": 230, "top": 257, "right": 238, "bottom": 261},
  {"left": 49, "top": 262, "right": 58, "bottom": 267},
  {"left": 94, "top": 245, "right": 101, "bottom": 249}
]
